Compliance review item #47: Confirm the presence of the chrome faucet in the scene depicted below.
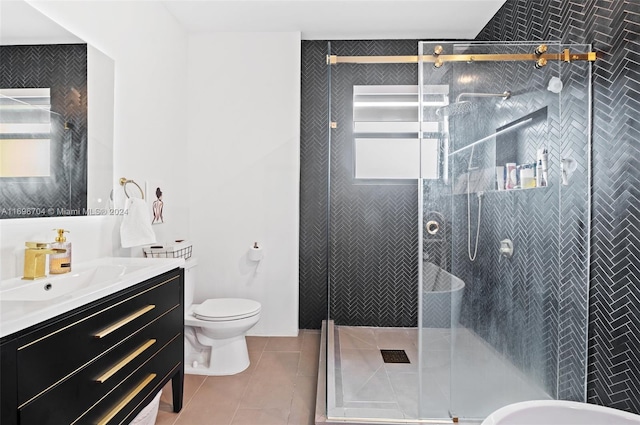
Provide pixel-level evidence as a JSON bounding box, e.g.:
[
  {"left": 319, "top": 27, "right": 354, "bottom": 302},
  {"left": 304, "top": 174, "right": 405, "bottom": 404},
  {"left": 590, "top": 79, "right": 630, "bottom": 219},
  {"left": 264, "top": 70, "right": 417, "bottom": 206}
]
[{"left": 22, "top": 242, "right": 66, "bottom": 280}]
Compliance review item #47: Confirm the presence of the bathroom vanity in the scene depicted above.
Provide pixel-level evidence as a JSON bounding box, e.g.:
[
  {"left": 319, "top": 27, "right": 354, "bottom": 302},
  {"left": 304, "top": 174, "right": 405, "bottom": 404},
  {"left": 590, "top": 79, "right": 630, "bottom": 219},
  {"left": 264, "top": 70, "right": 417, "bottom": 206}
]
[{"left": 0, "top": 258, "right": 184, "bottom": 424}]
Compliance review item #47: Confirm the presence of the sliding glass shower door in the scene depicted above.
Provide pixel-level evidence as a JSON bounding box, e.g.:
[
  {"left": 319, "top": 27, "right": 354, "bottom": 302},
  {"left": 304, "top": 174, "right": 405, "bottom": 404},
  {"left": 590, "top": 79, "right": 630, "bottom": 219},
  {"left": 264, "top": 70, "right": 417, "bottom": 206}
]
[{"left": 419, "top": 41, "right": 591, "bottom": 420}]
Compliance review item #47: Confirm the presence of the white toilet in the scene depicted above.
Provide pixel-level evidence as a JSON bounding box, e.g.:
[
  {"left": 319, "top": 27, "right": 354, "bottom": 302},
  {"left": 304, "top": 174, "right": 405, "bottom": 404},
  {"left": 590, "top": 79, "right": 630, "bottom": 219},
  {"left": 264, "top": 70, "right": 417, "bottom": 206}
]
[{"left": 183, "top": 258, "right": 261, "bottom": 375}]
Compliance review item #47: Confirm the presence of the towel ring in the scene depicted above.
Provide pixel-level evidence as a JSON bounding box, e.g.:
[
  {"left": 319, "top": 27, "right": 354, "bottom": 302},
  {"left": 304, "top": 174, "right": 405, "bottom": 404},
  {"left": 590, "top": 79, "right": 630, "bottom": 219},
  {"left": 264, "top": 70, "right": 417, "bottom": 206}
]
[{"left": 119, "top": 177, "right": 144, "bottom": 200}]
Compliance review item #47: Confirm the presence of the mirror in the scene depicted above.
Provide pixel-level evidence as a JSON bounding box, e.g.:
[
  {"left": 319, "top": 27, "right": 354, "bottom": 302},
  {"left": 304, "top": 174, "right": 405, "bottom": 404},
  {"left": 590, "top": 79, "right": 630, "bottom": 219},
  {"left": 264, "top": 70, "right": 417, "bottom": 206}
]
[{"left": 0, "top": 0, "right": 114, "bottom": 219}]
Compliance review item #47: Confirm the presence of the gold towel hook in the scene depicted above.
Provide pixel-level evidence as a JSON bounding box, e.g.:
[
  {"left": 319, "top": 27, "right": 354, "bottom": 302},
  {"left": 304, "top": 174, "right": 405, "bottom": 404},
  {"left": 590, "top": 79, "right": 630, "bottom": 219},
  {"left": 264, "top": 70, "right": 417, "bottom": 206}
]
[{"left": 119, "top": 177, "right": 144, "bottom": 200}]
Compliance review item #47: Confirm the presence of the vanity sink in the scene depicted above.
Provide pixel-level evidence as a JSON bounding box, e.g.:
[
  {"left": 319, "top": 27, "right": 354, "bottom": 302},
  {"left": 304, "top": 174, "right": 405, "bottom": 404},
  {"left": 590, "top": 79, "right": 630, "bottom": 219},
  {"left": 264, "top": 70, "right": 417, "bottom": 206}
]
[
  {"left": 1, "top": 264, "right": 144, "bottom": 302},
  {"left": 0, "top": 257, "right": 184, "bottom": 338}
]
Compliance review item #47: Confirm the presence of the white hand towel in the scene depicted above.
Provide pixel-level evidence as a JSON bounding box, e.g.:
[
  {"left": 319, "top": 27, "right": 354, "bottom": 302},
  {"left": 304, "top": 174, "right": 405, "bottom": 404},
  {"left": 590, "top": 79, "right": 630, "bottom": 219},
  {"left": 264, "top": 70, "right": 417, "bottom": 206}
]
[{"left": 120, "top": 198, "right": 157, "bottom": 248}]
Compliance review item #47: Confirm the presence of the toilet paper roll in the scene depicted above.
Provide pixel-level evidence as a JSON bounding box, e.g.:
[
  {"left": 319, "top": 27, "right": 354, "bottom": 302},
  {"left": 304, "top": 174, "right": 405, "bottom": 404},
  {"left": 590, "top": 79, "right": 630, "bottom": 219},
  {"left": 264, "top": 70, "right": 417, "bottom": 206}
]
[{"left": 248, "top": 244, "right": 264, "bottom": 262}]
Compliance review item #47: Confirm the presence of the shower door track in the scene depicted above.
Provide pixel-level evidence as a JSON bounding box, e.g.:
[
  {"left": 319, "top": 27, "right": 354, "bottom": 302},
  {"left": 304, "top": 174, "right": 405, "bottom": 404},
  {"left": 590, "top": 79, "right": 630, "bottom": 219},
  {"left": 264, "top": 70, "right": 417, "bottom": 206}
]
[
  {"left": 325, "top": 417, "right": 457, "bottom": 424},
  {"left": 328, "top": 49, "right": 596, "bottom": 65}
]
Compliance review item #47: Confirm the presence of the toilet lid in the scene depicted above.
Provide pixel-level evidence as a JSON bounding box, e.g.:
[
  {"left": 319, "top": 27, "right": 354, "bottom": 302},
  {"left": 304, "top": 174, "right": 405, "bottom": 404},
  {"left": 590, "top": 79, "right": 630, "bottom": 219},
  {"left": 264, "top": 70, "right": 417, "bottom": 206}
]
[{"left": 193, "top": 298, "right": 261, "bottom": 321}]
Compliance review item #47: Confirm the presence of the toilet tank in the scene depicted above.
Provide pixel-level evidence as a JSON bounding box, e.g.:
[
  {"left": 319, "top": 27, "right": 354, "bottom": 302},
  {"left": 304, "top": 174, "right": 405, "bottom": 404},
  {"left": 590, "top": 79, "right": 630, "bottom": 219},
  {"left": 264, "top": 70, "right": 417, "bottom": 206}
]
[{"left": 183, "top": 258, "right": 198, "bottom": 308}]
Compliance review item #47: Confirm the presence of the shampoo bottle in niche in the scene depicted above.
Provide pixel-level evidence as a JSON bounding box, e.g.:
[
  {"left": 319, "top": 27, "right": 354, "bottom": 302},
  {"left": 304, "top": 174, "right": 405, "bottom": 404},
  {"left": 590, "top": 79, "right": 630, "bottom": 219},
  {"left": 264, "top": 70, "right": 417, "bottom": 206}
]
[
  {"left": 540, "top": 148, "right": 549, "bottom": 187},
  {"left": 536, "top": 160, "right": 544, "bottom": 187},
  {"left": 505, "top": 163, "right": 517, "bottom": 189},
  {"left": 50, "top": 229, "right": 71, "bottom": 274}
]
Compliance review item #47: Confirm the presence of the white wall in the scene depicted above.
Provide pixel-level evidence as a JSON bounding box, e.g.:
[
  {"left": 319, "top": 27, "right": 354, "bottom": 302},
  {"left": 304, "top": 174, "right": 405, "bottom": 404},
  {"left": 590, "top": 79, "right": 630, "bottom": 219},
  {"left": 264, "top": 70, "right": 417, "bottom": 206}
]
[
  {"left": 187, "top": 33, "right": 301, "bottom": 336},
  {"left": 1, "top": 1, "right": 190, "bottom": 279},
  {"left": 1, "top": 5, "right": 302, "bottom": 337}
]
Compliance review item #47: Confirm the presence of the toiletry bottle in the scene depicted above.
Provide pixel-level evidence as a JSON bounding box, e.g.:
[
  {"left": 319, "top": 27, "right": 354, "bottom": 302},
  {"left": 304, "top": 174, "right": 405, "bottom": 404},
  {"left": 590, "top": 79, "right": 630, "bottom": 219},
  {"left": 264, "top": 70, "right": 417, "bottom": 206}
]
[
  {"left": 521, "top": 163, "right": 536, "bottom": 188},
  {"left": 536, "top": 160, "right": 543, "bottom": 187},
  {"left": 496, "top": 166, "right": 505, "bottom": 191},
  {"left": 541, "top": 148, "right": 549, "bottom": 187},
  {"left": 50, "top": 229, "right": 72, "bottom": 274},
  {"left": 505, "top": 163, "right": 517, "bottom": 189}
]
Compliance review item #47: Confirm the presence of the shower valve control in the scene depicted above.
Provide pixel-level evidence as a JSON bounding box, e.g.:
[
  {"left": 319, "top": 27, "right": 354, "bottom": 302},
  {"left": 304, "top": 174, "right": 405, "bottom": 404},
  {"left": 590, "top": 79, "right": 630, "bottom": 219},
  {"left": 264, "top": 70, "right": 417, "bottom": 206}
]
[
  {"left": 500, "top": 239, "right": 514, "bottom": 258},
  {"left": 426, "top": 220, "right": 440, "bottom": 235}
]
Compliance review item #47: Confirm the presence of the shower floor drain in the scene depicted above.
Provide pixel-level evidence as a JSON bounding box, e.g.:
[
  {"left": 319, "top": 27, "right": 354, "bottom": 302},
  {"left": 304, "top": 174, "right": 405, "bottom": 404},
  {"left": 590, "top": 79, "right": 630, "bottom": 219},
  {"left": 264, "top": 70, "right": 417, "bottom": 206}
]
[{"left": 380, "top": 349, "right": 410, "bottom": 364}]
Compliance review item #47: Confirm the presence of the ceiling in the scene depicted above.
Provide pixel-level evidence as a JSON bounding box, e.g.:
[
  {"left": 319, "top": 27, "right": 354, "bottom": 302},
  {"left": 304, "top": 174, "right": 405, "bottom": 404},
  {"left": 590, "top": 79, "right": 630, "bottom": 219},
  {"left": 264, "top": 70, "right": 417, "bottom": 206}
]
[
  {"left": 0, "top": 0, "right": 508, "bottom": 46},
  {"left": 162, "top": 0, "right": 508, "bottom": 40},
  {"left": 0, "top": 0, "right": 83, "bottom": 45}
]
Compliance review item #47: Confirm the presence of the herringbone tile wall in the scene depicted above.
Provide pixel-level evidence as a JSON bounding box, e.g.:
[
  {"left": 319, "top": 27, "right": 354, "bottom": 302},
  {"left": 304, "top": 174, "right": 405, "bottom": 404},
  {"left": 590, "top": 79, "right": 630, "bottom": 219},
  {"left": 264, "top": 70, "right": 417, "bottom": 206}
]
[
  {"left": 300, "top": 40, "right": 421, "bottom": 329},
  {"left": 300, "top": 41, "right": 329, "bottom": 329},
  {"left": 0, "top": 44, "right": 88, "bottom": 218},
  {"left": 479, "top": 0, "right": 640, "bottom": 413}
]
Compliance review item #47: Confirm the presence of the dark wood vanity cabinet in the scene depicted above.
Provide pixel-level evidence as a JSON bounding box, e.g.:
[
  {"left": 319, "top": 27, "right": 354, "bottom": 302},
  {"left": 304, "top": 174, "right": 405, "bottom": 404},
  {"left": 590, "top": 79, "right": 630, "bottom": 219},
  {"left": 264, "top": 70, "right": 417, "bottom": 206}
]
[{"left": 0, "top": 268, "right": 184, "bottom": 425}]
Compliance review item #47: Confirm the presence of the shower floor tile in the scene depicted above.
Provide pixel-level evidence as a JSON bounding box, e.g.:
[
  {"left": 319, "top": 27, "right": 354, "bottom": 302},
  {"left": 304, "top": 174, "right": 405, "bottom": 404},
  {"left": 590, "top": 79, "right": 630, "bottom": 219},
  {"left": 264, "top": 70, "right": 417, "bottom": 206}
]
[
  {"left": 329, "top": 326, "right": 551, "bottom": 422},
  {"left": 339, "top": 327, "right": 378, "bottom": 349},
  {"left": 374, "top": 329, "right": 417, "bottom": 350}
]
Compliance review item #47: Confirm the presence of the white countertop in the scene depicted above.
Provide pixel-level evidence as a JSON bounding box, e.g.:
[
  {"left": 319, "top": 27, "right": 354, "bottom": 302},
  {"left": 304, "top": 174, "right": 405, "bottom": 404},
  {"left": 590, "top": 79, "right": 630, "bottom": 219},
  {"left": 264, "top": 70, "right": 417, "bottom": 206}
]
[{"left": 0, "top": 257, "right": 184, "bottom": 339}]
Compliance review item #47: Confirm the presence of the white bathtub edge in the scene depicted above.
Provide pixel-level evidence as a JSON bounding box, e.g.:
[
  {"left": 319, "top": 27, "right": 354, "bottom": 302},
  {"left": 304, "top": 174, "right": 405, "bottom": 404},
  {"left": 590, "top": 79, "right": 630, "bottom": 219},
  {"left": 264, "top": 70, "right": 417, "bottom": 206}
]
[{"left": 481, "top": 400, "right": 640, "bottom": 425}]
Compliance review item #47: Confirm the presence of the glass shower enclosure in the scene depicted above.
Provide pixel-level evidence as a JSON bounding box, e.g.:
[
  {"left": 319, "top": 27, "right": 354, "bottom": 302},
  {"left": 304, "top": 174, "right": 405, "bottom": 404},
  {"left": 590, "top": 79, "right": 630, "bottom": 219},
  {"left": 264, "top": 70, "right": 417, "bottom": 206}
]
[{"left": 324, "top": 40, "right": 592, "bottom": 423}]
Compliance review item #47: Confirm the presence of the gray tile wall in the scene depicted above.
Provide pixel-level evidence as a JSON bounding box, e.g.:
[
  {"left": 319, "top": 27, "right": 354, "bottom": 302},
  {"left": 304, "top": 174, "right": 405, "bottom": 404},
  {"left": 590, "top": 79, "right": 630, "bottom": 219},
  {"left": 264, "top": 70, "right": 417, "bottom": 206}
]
[
  {"left": 478, "top": 0, "right": 640, "bottom": 412},
  {"left": 0, "top": 44, "right": 88, "bottom": 219}
]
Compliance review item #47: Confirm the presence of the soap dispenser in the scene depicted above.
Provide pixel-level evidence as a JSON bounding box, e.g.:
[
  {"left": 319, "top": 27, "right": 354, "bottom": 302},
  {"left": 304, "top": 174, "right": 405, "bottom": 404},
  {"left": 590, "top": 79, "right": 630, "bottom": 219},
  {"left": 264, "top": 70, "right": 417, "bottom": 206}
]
[{"left": 50, "top": 229, "right": 72, "bottom": 274}]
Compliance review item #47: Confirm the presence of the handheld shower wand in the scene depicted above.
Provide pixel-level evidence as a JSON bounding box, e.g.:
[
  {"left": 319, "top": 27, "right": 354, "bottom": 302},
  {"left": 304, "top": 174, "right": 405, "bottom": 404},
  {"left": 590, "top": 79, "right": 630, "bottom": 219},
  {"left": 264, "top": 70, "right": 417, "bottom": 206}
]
[
  {"left": 467, "top": 146, "right": 482, "bottom": 262},
  {"left": 435, "top": 90, "right": 512, "bottom": 262}
]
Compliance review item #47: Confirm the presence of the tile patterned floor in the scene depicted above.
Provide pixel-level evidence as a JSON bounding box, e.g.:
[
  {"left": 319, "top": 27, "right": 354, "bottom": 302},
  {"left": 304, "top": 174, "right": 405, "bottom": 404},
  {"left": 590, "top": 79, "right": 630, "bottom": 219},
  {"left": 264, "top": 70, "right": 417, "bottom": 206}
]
[
  {"left": 329, "top": 326, "right": 550, "bottom": 422},
  {"left": 156, "top": 330, "right": 320, "bottom": 425},
  {"left": 154, "top": 326, "right": 549, "bottom": 424}
]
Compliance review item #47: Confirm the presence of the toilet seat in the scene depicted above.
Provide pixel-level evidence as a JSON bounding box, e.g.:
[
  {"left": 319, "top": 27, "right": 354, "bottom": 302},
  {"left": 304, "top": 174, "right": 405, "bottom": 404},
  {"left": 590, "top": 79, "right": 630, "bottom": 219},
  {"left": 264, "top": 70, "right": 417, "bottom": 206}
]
[{"left": 193, "top": 298, "right": 261, "bottom": 322}]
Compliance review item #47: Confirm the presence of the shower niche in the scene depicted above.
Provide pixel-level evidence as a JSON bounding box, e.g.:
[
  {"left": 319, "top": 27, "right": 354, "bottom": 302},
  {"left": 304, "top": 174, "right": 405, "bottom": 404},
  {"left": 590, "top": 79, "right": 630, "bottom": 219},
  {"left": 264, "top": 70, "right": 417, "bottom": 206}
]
[
  {"left": 496, "top": 107, "right": 547, "bottom": 166},
  {"left": 448, "top": 98, "right": 554, "bottom": 194},
  {"left": 495, "top": 107, "right": 549, "bottom": 191}
]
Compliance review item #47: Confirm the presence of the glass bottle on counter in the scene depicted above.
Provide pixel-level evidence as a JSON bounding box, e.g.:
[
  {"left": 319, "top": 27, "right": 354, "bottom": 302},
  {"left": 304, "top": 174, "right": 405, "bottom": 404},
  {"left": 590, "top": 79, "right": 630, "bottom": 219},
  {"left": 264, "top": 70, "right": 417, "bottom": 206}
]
[{"left": 50, "top": 229, "right": 72, "bottom": 274}]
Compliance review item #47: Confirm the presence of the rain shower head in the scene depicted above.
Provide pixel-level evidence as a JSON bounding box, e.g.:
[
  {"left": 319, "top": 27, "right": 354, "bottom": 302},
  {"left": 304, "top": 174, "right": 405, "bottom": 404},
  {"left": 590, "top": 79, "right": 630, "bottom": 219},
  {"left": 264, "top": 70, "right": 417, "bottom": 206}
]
[
  {"left": 436, "top": 90, "right": 511, "bottom": 117},
  {"left": 436, "top": 100, "right": 478, "bottom": 117}
]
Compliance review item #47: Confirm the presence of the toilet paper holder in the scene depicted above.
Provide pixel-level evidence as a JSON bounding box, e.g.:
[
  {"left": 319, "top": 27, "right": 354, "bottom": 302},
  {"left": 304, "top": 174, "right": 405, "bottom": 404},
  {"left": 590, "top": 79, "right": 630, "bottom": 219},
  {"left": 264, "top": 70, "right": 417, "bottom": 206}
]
[{"left": 248, "top": 242, "right": 264, "bottom": 262}]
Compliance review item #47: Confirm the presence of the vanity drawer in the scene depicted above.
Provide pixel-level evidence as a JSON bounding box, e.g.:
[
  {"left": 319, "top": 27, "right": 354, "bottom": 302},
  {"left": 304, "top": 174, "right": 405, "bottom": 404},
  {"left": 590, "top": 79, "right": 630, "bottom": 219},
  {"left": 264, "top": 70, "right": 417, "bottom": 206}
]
[
  {"left": 16, "top": 270, "right": 181, "bottom": 407},
  {"left": 90, "top": 336, "right": 183, "bottom": 425},
  {"left": 19, "top": 333, "right": 183, "bottom": 425},
  {"left": 17, "top": 305, "right": 182, "bottom": 424}
]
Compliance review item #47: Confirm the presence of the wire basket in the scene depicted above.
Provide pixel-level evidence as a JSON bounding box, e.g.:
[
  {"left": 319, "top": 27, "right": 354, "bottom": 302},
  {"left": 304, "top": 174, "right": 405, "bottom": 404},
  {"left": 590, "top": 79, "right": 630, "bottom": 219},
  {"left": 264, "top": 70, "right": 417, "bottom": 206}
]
[{"left": 143, "top": 240, "right": 192, "bottom": 259}]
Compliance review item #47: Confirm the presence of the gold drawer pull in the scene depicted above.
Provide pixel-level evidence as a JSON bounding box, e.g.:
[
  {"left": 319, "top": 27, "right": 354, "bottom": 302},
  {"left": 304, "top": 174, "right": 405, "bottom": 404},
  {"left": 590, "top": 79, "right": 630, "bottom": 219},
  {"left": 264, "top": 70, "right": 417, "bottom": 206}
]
[
  {"left": 95, "top": 339, "right": 157, "bottom": 384},
  {"left": 96, "top": 373, "right": 156, "bottom": 425},
  {"left": 93, "top": 305, "right": 155, "bottom": 339}
]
